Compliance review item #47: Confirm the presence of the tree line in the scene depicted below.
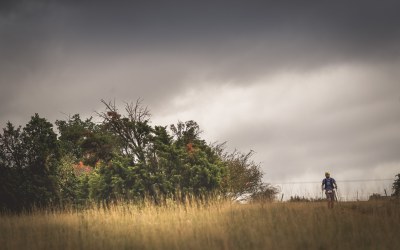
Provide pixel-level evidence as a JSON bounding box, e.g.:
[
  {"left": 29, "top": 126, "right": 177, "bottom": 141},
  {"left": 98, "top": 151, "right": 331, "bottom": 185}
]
[{"left": 0, "top": 100, "right": 277, "bottom": 211}]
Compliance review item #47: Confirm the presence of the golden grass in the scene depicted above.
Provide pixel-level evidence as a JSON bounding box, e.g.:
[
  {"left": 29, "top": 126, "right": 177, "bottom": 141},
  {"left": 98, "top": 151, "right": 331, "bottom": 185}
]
[{"left": 1, "top": 200, "right": 399, "bottom": 250}]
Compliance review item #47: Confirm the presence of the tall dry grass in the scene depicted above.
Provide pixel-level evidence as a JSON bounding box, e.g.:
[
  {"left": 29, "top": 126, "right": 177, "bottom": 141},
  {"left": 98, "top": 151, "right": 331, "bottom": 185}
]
[{"left": 1, "top": 200, "right": 399, "bottom": 250}]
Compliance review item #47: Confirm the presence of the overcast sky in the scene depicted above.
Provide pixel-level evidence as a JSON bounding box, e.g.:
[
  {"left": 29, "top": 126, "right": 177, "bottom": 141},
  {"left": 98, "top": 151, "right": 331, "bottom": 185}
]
[{"left": 1, "top": 0, "right": 399, "bottom": 199}]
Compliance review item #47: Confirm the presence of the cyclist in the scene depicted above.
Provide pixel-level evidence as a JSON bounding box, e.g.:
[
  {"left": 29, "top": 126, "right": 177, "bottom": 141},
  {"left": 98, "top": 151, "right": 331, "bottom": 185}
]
[{"left": 322, "top": 172, "right": 337, "bottom": 208}]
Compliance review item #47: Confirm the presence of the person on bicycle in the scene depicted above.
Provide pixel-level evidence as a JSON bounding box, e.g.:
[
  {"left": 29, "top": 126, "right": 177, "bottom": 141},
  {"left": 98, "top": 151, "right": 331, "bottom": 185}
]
[{"left": 322, "top": 172, "right": 337, "bottom": 208}]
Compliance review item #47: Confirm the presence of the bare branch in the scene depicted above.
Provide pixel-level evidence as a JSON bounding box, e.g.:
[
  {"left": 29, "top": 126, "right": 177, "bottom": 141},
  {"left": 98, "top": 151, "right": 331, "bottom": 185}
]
[{"left": 97, "top": 99, "right": 152, "bottom": 164}]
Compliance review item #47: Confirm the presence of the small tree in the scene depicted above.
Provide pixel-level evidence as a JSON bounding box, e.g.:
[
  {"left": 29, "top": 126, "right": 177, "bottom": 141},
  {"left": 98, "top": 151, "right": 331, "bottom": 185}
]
[
  {"left": 251, "top": 184, "right": 278, "bottom": 202},
  {"left": 57, "top": 154, "right": 79, "bottom": 204},
  {"left": 212, "top": 143, "right": 277, "bottom": 201},
  {"left": 223, "top": 150, "right": 264, "bottom": 199},
  {"left": 393, "top": 174, "right": 400, "bottom": 197}
]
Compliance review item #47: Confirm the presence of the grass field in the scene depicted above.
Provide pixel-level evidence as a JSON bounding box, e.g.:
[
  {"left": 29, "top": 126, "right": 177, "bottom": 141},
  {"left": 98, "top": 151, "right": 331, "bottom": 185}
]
[{"left": 1, "top": 200, "right": 399, "bottom": 250}]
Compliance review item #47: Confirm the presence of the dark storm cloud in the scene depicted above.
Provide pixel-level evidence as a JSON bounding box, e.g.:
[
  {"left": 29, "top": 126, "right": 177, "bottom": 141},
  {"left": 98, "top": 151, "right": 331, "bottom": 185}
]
[
  {"left": 2, "top": 0, "right": 399, "bottom": 96},
  {"left": 1, "top": 0, "right": 399, "bottom": 118},
  {"left": 2, "top": 0, "right": 400, "bottom": 73}
]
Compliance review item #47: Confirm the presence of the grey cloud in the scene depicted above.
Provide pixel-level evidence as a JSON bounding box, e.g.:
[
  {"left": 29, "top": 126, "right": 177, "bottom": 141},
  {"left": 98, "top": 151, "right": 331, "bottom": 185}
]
[
  {"left": 218, "top": 79, "right": 400, "bottom": 180},
  {"left": 200, "top": 61, "right": 400, "bottom": 181}
]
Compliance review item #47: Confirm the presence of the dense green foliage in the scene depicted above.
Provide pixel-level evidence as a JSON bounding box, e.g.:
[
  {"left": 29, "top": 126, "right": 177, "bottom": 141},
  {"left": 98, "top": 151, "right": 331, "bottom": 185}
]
[
  {"left": 0, "top": 100, "right": 276, "bottom": 211},
  {"left": 0, "top": 115, "right": 60, "bottom": 210}
]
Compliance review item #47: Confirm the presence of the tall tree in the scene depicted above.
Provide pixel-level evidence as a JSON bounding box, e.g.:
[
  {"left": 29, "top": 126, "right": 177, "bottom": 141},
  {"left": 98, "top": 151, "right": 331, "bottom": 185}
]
[
  {"left": 0, "top": 122, "right": 25, "bottom": 210},
  {"left": 23, "top": 114, "right": 59, "bottom": 174},
  {"left": 1, "top": 115, "right": 61, "bottom": 209},
  {"left": 21, "top": 114, "right": 60, "bottom": 206}
]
